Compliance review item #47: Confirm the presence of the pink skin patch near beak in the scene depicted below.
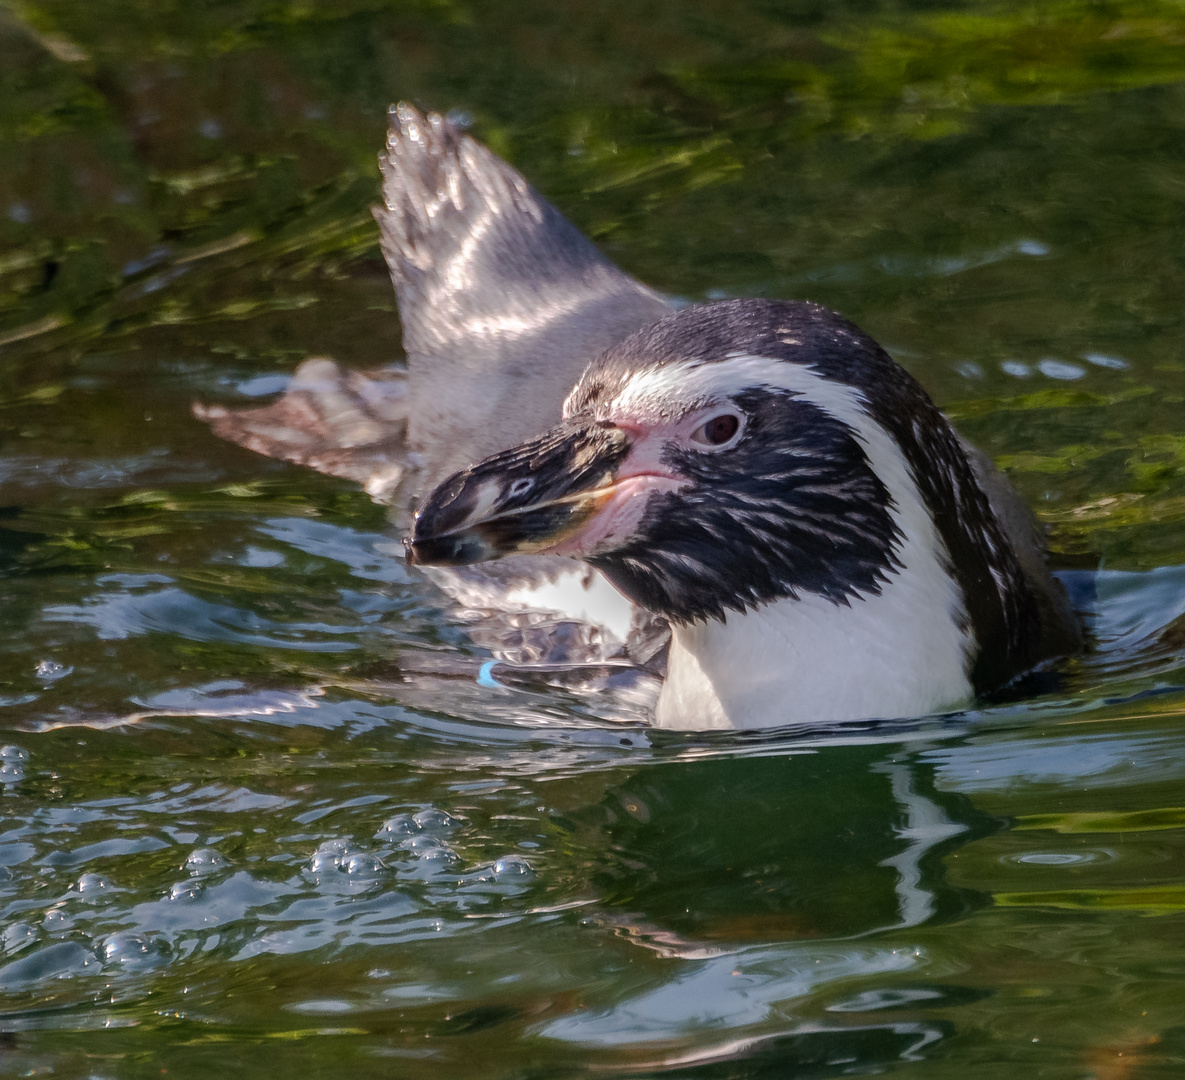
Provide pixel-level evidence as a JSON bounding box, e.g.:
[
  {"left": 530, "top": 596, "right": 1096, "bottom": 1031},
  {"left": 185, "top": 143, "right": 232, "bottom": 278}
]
[
  {"left": 541, "top": 424, "right": 690, "bottom": 558},
  {"left": 543, "top": 471, "right": 688, "bottom": 557}
]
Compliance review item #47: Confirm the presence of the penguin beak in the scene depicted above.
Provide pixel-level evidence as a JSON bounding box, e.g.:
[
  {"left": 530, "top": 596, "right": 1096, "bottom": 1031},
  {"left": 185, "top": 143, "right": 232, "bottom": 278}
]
[{"left": 405, "top": 419, "right": 634, "bottom": 567}]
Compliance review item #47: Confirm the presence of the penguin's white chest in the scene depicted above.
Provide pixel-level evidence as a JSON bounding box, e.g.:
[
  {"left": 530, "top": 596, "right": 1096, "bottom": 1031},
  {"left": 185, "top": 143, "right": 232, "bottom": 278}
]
[{"left": 655, "top": 546, "right": 974, "bottom": 731}]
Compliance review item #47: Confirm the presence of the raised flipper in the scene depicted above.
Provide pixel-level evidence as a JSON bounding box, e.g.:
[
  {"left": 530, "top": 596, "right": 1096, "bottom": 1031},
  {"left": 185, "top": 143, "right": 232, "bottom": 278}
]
[
  {"left": 197, "top": 105, "right": 670, "bottom": 504},
  {"left": 375, "top": 103, "right": 670, "bottom": 489}
]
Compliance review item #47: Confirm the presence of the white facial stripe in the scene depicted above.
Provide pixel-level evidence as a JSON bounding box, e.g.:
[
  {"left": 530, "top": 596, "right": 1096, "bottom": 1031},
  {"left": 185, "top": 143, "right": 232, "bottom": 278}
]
[
  {"left": 722, "top": 354, "right": 965, "bottom": 599},
  {"left": 597, "top": 355, "right": 857, "bottom": 422},
  {"left": 593, "top": 359, "right": 714, "bottom": 421},
  {"left": 590, "top": 352, "right": 893, "bottom": 485},
  {"left": 586, "top": 353, "right": 874, "bottom": 426},
  {"left": 595, "top": 355, "right": 910, "bottom": 527}
]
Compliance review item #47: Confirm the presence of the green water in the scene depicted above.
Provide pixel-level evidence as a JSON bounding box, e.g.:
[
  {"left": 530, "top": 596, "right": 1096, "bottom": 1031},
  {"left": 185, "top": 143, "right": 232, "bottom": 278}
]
[{"left": 3, "top": 0, "right": 1185, "bottom": 1075}]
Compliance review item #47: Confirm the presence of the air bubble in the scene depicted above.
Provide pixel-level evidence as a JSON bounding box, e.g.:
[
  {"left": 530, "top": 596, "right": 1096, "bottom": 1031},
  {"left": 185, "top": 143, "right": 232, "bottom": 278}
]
[
  {"left": 316, "top": 838, "right": 355, "bottom": 856},
  {"left": 0, "top": 763, "right": 24, "bottom": 785},
  {"left": 2, "top": 922, "right": 38, "bottom": 954},
  {"left": 76, "top": 872, "right": 113, "bottom": 895},
  {"left": 308, "top": 838, "right": 358, "bottom": 874},
  {"left": 42, "top": 909, "right": 72, "bottom": 931},
  {"left": 492, "top": 855, "right": 533, "bottom": 878},
  {"left": 35, "top": 660, "right": 72, "bottom": 684},
  {"left": 401, "top": 835, "right": 441, "bottom": 853},
  {"left": 407, "top": 840, "right": 458, "bottom": 864},
  {"left": 168, "top": 880, "right": 204, "bottom": 901},
  {"left": 0, "top": 746, "right": 29, "bottom": 762},
  {"left": 412, "top": 809, "right": 457, "bottom": 833},
  {"left": 375, "top": 814, "right": 417, "bottom": 839},
  {"left": 343, "top": 853, "right": 386, "bottom": 879},
  {"left": 101, "top": 932, "right": 170, "bottom": 968},
  {"left": 185, "top": 848, "right": 229, "bottom": 875}
]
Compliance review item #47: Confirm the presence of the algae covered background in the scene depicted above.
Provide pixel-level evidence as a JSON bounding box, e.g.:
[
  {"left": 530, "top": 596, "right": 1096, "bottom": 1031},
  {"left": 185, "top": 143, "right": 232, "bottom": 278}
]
[{"left": 4, "top": 0, "right": 1185, "bottom": 575}]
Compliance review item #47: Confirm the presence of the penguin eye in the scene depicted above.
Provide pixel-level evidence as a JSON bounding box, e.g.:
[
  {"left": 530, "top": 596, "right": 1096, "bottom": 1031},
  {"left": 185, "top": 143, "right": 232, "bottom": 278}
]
[{"left": 690, "top": 412, "right": 741, "bottom": 447}]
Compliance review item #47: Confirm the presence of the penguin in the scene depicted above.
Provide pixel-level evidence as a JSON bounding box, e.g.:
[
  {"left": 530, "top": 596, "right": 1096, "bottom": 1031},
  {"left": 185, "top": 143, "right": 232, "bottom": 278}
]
[{"left": 199, "top": 105, "right": 1081, "bottom": 730}]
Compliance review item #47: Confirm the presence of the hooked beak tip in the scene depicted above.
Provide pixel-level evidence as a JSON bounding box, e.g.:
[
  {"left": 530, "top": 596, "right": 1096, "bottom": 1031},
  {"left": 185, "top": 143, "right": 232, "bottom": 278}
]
[
  {"left": 403, "top": 420, "right": 633, "bottom": 567},
  {"left": 403, "top": 528, "right": 499, "bottom": 567}
]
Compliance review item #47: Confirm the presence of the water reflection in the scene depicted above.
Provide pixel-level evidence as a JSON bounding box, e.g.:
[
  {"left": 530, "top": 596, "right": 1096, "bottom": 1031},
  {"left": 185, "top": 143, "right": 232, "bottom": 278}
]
[
  {"left": 566, "top": 750, "right": 981, "bottom": 945},
  {"left": 1, "top": 688, "right": 1184, "bottom": 1073},
  {"left": 5, "top": 722, "right": 994, "bottom": 1070},
  {"left": 520, "top": 747, "right": 979, "bottom": 1068}
]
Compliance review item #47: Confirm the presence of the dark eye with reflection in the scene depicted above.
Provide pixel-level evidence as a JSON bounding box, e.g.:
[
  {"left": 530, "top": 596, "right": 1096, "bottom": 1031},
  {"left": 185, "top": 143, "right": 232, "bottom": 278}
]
[{"left": 691, "top": 413, "right": 741, "bottom": 447}]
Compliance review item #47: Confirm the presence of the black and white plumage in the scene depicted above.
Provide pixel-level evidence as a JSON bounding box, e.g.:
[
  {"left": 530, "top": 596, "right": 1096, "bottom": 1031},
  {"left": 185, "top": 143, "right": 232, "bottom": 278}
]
[{"left": 201, "top": 105, "right": 1081, "bottom": 731}]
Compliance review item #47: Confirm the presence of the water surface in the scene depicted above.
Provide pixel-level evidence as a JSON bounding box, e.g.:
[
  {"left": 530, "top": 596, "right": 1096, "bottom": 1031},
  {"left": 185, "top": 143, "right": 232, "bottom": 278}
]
[{"left": 3, "top": 1, "right": 1185, "bottom": 1076}]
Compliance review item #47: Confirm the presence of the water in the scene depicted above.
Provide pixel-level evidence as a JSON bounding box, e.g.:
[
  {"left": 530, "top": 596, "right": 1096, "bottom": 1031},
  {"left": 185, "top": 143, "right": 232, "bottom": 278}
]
[{"left": 3, "top": 0, "right": 1185, "bottom": 1075}]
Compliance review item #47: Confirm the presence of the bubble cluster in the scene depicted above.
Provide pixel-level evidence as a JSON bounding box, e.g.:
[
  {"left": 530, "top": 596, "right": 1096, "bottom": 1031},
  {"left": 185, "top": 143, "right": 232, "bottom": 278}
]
[
  {"left": 376, "top": 807, "right": 459, "bottom": 840},
  {"left": 372, "top": 807, "right": 465, "bottom": 872},
  {"left": 308, "top": 838, "right": 360, "bottom": 874},
  {"left": 0, "top": 788, "right": 547, "bottom": 1004},
  {"left": 0, "top": 745, "right": 27, "bottom": 785},
  {"left": 304, "top": 838, "right": 394, "bottom": 885}
]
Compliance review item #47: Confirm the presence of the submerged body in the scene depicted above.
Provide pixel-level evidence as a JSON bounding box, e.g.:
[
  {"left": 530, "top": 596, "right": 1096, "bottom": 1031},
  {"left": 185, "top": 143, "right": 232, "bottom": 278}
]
[{"left": 203, "top": 105, "right": 1081, "bottom": 731}]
